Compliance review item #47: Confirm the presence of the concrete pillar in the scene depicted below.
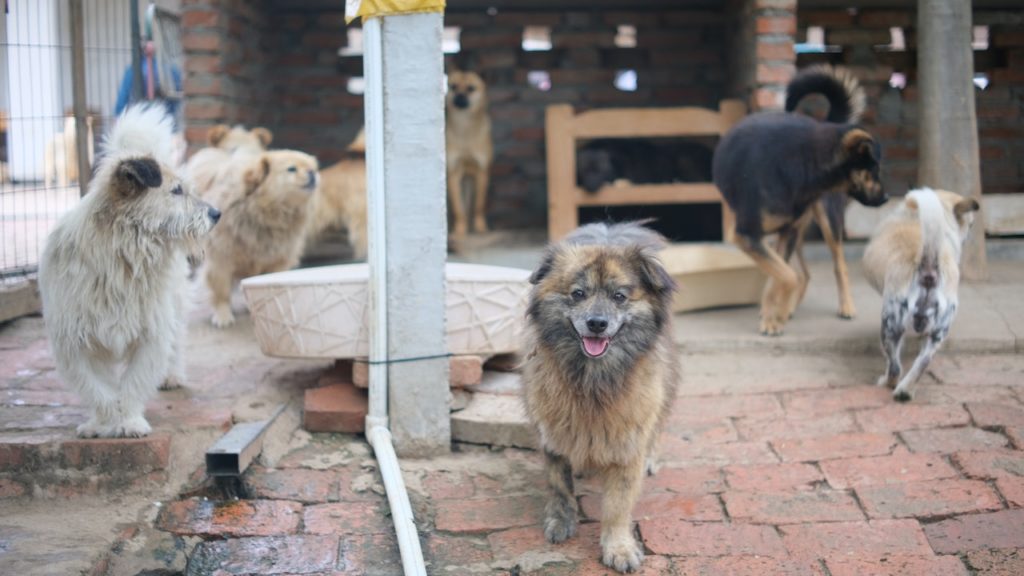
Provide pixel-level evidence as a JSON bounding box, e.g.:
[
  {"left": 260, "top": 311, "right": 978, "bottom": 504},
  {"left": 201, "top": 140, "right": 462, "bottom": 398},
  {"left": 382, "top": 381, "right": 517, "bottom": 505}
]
[
  {"left": 917, "top": 0, "right": 988, "bottom": 280},
  {"left": 364, "top": 12, "right": 451, "bottom": 457}
]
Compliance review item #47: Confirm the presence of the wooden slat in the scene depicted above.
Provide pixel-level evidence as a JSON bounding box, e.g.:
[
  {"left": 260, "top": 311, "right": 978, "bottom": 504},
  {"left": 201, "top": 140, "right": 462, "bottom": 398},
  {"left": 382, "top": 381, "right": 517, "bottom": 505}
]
[
  {"left": 571, "top": 107, "right": 732, "bottom": 138},
  {"left": 575, "top": 183, "right": 723, "bottom": 207},
  {"left": 546, "top": 105, "right": 578, "bottom": 240},
  {"left": 544, "top": 99, "right": 747, "bottom": 242}
]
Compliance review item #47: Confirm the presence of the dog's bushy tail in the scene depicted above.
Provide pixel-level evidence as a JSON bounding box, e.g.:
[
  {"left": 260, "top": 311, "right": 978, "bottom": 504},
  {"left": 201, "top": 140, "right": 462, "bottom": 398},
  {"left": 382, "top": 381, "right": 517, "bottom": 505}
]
[
  {"left": 785, "top": 65, "right": 866, "bottom": 124},
  {"left": 908, "top": 188, "right": 946, "bottom": 332},
  {"left": 105, "top": 104, "right": 176, "bottom": 165}
]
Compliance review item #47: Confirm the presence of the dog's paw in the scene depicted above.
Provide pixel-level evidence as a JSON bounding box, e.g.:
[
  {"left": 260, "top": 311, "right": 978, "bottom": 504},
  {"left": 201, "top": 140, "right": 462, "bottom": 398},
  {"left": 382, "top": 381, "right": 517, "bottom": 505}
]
[
  {"left": 543, "top": 513, "right": 577, "bottom": 544},
  {"left": 76, "top": 419, "right": 105, "bottom": 438},
  {"left": 473, "top": 217, "right": 489, "bottom": 234},
  {"left": 893, "top": 388, "right": 913, "bottom": 402},
  {"left": 838, "top": 306, "right": 857, "bottom": 320},
  {"left": 211, "top": 308, "right": 235, "bottom": 328},
  {"left": 110, "top": 417, "right": 152, "bottom": 438},
  {"left": 759, "top": 318, "right": 785, "bottom": 337},
  {"left": 160, "top": 375, "right": 185, "bottom": 391},
  {"left": 876, "top": 374, "right": 896, "bottom": 388},
  {"left": 644, "top": 457, "right": 660, "bottom": 477},
  {"left": 601, "top": 536, "right": 643, "bottom": 573},
  {"left": 452, "top": 221, "right": 468, "bottom": 240}
]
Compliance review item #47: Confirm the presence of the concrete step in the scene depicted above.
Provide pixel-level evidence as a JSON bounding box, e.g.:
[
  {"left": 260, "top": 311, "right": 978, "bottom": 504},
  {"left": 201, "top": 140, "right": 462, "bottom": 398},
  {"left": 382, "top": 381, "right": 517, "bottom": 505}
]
[
  {"left": 451, "top": 392, "right": 536, "bottom": 450},
  {"left": 0, "top": 430, "right": 172, "bottom": 498}
]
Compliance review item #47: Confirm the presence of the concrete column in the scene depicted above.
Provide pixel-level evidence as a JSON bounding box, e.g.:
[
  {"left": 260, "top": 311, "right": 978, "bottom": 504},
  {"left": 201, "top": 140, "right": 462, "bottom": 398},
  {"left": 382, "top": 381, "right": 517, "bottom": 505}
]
[
  {"left": 917, "top": 0, "right": 987, "bottom": 280},
  {"left": 366, "top": 12, "right": 450, "bottom": 457}
]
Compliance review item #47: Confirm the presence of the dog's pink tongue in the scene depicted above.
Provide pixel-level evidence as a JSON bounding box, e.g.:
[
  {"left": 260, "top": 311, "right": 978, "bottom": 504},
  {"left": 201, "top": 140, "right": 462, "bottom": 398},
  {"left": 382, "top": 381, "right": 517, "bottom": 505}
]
[{"left": 583, "top": 337, "right": 610, "bottom": 357}]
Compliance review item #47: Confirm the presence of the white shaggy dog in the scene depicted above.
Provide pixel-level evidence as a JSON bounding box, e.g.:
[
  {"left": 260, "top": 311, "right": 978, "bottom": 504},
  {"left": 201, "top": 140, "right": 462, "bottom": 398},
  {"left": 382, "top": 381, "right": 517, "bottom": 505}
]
[
  {"left": 38, "top": 106, "right": 221, "bottom": 438},
  {"left": 862, "top": 188, "right": 979, "bottom": 401}
]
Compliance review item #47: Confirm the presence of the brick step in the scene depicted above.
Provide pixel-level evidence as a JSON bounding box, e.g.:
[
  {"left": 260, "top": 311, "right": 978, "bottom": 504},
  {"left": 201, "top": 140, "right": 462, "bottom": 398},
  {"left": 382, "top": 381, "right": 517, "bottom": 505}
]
[
  {"left": 351, "top": 355, "right": 486, "bottom": 388},
  {"left": 0, "top": 430, "right": 172, "bottom": 498},
  {"left": 303, "top": 363, "right": 527, "bottom": 436}
]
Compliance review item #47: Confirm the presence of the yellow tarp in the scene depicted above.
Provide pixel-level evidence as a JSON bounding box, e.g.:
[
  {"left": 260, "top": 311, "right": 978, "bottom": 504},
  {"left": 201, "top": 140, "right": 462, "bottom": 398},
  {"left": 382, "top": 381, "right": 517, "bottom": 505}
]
[{"left": 346, "top": 0, "right": 446, "bottom": 23}]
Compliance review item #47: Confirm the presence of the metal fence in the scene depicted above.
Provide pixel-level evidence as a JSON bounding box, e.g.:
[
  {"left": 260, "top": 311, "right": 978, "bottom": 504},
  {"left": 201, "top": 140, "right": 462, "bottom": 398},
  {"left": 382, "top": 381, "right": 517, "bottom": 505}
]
[{"left": 0, "top": 0, "right": 182, "bottom": 285}]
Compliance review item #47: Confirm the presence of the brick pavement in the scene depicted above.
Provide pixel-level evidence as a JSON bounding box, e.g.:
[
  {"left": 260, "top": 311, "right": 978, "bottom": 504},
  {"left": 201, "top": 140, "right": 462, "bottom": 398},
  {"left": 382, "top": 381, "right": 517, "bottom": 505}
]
[
  {"left": 138, "top": 352, "right": 1024, "bottom": 575},
  {"left": 4, "top": 312, "right": 1024, "bottom": 574}
]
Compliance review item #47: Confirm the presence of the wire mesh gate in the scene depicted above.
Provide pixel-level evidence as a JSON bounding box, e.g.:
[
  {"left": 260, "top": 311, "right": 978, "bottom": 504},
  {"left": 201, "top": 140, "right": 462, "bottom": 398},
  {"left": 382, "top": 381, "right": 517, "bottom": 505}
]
[{"left": 0, "top": 0, "right": 182, "bottom": 289}]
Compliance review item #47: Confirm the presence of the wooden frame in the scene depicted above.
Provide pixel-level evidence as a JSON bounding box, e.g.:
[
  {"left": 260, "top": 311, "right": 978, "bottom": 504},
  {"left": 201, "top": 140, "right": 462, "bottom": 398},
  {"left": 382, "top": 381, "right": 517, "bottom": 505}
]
[{"left": 545, "top": 100, "right": 746, "bottom": 241}]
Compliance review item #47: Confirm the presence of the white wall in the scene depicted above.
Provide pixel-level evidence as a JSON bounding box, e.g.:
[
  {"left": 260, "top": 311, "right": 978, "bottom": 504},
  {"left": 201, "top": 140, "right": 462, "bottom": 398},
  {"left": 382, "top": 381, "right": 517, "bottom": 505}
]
[{"left": 5, "top": 0, "right": 62, "bottom": 181}]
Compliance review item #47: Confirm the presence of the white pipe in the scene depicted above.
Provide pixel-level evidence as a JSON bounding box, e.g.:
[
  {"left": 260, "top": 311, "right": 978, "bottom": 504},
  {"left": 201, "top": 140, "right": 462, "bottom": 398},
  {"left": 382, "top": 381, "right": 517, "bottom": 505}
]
[
  {"left": 364, "top": 15, "right": 388, "bottom": 431},
  {"left": 362, "top": 15, "right": 427, "bottom": 576}
]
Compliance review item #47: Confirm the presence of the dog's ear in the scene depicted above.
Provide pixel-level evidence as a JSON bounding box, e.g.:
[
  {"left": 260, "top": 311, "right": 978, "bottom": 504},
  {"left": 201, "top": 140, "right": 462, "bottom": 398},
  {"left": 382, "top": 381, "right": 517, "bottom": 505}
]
[
  {"left": 252, "top": 127, "right": 273, "bottom": 148},
  {"left": 207, "top": 124, "right": 231, "bottom": 146},
  {"left": 631, "top": 248, "right": 676, "bottom": 297},
  {"left": 841, "top": 129, "right": 878, "bottom": 163},
  {"left": 243, "top": 156, "right": 271, "bottom": 193},
  {"left": 115, "top": 157, "right": 162, "bottom": 195},
  {"left": 954, "top": 197, "right": 980, "bottom": 220},
  {"left": 529, "top": 246, "right": 560, "bottom": 285}
]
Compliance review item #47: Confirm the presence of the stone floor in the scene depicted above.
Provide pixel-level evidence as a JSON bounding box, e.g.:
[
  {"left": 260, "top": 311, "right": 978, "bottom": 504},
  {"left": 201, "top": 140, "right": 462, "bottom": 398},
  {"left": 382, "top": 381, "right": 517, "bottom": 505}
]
[{"left": 1, "top": 244, "right": 1023, "bottom": 575}]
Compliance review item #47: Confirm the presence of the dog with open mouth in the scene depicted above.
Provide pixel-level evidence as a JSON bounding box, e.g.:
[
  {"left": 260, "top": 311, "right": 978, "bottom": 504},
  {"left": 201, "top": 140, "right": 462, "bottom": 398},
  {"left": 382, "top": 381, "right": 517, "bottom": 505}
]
[{"left": 521, "top": 221, "right": 680, "bottom": 573}]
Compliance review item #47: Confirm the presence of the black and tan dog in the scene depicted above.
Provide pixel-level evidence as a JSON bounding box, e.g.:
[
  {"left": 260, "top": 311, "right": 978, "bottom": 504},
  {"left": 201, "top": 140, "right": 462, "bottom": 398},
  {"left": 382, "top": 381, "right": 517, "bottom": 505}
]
[
  {"left": 714, "top": 65, "right": 888, "bottom": 335},
  {"left": 522, "top": 221, "right": 679, "bottom": 573}
]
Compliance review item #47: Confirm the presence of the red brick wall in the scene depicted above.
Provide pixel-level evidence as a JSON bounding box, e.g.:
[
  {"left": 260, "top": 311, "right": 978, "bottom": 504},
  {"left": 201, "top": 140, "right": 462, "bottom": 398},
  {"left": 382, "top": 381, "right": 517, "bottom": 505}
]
[
  {"left": 796, "top": 8, "right": 1024, "bottom": 197},
  {"left": 181, "top": 0, "right": 275, "bottom": 155},
  {"left": 183, "top": 3, "right": 733, "bottom": 230},
  {"left": 443, "top": 7, "right": 731, "bottom": 228}
]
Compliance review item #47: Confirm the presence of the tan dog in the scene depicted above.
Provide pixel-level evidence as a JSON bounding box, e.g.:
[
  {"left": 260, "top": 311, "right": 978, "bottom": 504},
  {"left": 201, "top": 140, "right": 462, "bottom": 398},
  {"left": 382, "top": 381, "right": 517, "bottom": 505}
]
[
  {"left": 38, "top": 106, "right": 219, "bottom": 437},
  {"left": 522, "top": 222, "right": 679, "bottom": 573},
  {"left": 185, "top": 124, "right": 272, "bottom": 196},
  {"left": 446, "top": 70, "right": 493, "bottom": 239},
  {"left": 202, "top": 150, "right": 319, "bottom": 327},
  {"left": 307, "top": 129, "right": 368, "bottom": 259},
  {"left": 43, "top": 114, "right": 95, "bottom": 187},
  {"left": 863, "top": 188, "right": 979, "bottom": 401}
]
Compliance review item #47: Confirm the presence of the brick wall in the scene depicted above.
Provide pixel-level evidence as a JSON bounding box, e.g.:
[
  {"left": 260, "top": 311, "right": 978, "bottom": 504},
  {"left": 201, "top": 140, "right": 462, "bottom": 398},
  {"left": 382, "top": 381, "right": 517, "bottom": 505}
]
[
  {"left": 181, "top": 0, "right": 275, "bottom": 155},
  {"left": 444, "top": 8, "right": 732, "bottom": 229},
  {"left": 183, "top": 3, "right": 734, "bottom": 230},
  {"left": 796, "top": 7, "right": 1024, "bottom": 197}
]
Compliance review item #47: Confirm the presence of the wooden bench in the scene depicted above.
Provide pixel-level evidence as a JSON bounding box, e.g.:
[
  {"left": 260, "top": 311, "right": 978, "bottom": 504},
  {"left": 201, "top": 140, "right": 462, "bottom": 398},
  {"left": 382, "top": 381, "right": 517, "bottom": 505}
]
[{"left": 544, "top": 100, "right": 747, "bottom": 242}]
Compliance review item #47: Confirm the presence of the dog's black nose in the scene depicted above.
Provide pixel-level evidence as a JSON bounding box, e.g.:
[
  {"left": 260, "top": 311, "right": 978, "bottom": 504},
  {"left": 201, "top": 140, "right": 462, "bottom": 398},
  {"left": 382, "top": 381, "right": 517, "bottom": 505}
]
[
  {"left": 208, "top": 207, "right": 221, "bottom": 223},
  {"left": 586, "top": 316, "right": 608, "bottom": 334},
  {"left": 453, "top": 93, "right": 469, "bottom": 109}
]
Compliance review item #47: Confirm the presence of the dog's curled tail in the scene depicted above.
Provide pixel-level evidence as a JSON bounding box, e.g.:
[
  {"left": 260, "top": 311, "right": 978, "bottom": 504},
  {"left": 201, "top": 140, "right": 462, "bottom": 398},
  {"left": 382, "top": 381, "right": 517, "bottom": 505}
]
[
  {"left": 908, "top": 188, "right": 945, "bottom": 332},
  {"left": 785, "top": 64, "right": 866, "bottom": 125},
  {"left": 105, "top": 104, "right": 176, "bottom": 165}
]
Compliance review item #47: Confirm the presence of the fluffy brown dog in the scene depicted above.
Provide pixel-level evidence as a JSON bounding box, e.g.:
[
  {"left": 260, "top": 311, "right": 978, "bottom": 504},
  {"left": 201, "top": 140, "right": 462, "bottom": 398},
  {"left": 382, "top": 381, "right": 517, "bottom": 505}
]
[
  {"left": 522, "top": 221, "right": 679, "bottom": 573},
  {"left": 202, "top": 150, "right": 319, "bottom": 327},
  {"left": 307, "top": 129, "right": 367, "bottom": 259},
  {"left": 863, "top": 188, "right": 979, "bottom": 401},
  {"left": 446, "top": 70, "right": 493, "bottom": 239},
  {"left": 185, "top": 124, "right": 272, "bottom": 195}
]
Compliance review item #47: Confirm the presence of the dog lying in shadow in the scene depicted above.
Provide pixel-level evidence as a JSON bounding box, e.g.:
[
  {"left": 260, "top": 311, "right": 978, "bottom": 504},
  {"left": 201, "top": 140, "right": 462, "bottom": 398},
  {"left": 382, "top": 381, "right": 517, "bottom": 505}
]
[{"left": 576, "top": 139, "right": 713, "bottom": 194}]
